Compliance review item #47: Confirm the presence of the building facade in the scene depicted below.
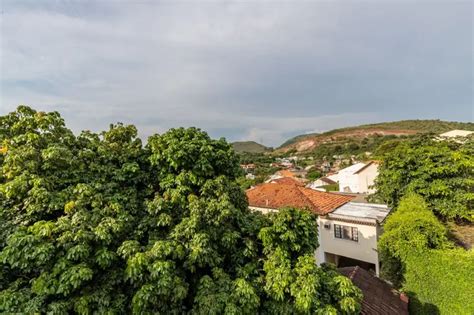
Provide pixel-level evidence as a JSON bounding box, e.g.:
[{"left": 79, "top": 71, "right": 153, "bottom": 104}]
[
  {"left": 315, "top": 202, "right": 390, "bottom": 275},
  {"left": 337, "top": 161, "right": 379, "bottom": 194},
  {"left": 246, "top": 182, "right": 390, "bottom": 276}
]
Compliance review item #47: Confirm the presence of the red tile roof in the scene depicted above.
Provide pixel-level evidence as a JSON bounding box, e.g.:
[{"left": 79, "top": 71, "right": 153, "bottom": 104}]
[
  {"left": 339, "top": 266, "right": 409, "bottom": 315},
  {"left": 276, "top": 170, "right": 296, "bottom": 178},
  {"left": 246, "top": 183, "right": 353, "bottom": 215},
  {"left": 269, "top": 177, "right": 305, "bottom": 186}
]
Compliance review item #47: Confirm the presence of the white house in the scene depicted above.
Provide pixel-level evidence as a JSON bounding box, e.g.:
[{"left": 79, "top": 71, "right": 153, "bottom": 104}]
[
  {"left": 246, "top": 182, "right": 390, "bottom": 275},
  {"left": 307, "top": 177, "right": 337, "bottom": 190},
  {"left": 336, "top": 161, "right": 379, "bottom": 194},
  {"left": 245, "top": 173, "right": 256, "bottom": 180},
  {"left": 315, "top": 202, "right": 390, "bottom": 276}
]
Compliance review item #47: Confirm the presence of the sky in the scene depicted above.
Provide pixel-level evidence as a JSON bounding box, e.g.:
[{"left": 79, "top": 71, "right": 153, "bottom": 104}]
[{"left": 0, "top": 0, "right": 472, "bottom": 147}]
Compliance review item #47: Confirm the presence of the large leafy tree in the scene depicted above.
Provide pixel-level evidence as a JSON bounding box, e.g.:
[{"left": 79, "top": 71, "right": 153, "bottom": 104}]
[
  {"left": 0, "top": 106, "right": 361, "bottom": 314},
  {"left": 373, "top": 136, "right": 474, "bottom": 221}
]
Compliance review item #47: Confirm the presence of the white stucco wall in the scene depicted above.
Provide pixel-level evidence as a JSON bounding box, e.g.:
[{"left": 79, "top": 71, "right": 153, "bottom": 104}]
[
  {"left": 316, "top": 216, "right": 380, "bottom": 274},
  {"left": 249, "top": 206, "right": 278, "bottom": 214},
  {"left": 338, "top": 163, "right": 378, "bottom": 193},
  {"left": 250, "top": 206, "right": 381, "bottom": 275},
  {"left": 357, "top": 163, "right": 378, "bottom": 194}
]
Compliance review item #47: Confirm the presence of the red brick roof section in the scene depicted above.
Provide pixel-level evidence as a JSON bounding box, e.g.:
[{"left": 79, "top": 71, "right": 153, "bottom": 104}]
[
  {"left": 276, "top": 170, "right": 296, "bottom": 177},
  {"left": 269, "top": 177, "right": 305, "bottom": 186},
  {"left": 246, "top": 183, "right": 354, "bottom": 215},
  {"left": 339, "top": 266, "right": 409, "bottom": 315}
]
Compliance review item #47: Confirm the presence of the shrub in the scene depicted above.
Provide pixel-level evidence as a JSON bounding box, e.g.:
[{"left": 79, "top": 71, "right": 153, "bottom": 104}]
[
  {"left": 379, "top": 194, "right": 448, "bottom": 286},
  {"left": 404, "top": 249, "right": 474, "bottom": 315}
]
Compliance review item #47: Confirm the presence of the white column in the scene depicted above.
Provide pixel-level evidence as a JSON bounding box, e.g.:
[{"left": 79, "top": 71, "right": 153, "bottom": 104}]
[{"left": 315, "top": 217, "right": 325, "bottom": 265}]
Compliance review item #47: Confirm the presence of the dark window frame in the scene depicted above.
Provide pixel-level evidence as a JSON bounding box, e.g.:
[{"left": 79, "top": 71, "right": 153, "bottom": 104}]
[{"left": 334, "top": 224, "right": 358, "bottom": 242}]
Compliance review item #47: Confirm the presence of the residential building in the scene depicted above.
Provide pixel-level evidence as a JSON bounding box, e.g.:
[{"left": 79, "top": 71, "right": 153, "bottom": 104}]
[
  {"left": 320, "top": 161, "right": 331, "bottom": 172},
  {"left": 268, "top": 177, "right": 305, "bottom": 186},
  {"left": 337, "top": 161, "right": 379, "bottom": 194},
  {"left": 326, "top": 172, "right": 339, "bottom": 183},
  {"left": 307, "top": 177, "right": 337, "bottom": 190},
  {"left": 246, "top": 182, "right": 352, "bottom": 215},
  {"left": 265, "top": 169, "right": 305, "bottom": 182},
  {"left": 240, "top": 164, "right": 256, "bottom": 173},
  {"left": 246, "top": 182, "right": 391, "bottom": 275},
  {"left": 316, "top": 201, "right": 390, "bottom": 275},
  {"left": 245, "top": 173, "right": 256, "bottom": 180}
]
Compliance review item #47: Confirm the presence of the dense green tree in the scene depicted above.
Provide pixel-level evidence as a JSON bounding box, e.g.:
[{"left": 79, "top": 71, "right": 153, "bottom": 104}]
[
  {"left": 0, "top": 106, "right": 361, "bottom": 314},
  {"left": 0, "top": 106, "right": 151, "bottom": 312},
  {"left": 374, "top": 137, "right": 474, "bottom": 221},
  {"left": 378, "top": 194, "right": 449, "bottom": 286}
]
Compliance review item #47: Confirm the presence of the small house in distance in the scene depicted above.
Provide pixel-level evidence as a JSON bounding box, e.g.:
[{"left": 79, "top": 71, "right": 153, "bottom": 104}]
[
  {"left": 337, "top": 161, "right": 379, "bottom": 194},
  {"left": 307, "top": 176, "right": 337, "bottom": 191},
  {"left": 240, "top": 163, "right": 256, "bottom": 173}
]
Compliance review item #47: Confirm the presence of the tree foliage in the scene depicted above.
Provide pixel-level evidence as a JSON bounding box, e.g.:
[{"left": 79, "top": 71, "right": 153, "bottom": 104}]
[
  {"left": 378, "top": 194, "right": 474, "bottom": 314},
  {"left": 0, "top": 106, "right": 361, "bottom": 314},
  {"left": 404, "top": 248, "right": 474, "bottom": 315},
  {"left": 374, "top": 137, "right": 474, "bottom": 221},
  {"left": 378, "top": 194, "right": 449, "bottom": 287}
]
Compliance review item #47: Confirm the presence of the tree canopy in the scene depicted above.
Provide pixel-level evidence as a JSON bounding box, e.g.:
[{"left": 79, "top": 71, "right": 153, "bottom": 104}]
[
  {"left": 374, "top": 136, "right": 474, "bottom": 221},
  {"left": 0, "top": 106, "right": 361, "bottom": 314},
  {"left": 378, "top": 194, "right": 474, "bottom": 314}
]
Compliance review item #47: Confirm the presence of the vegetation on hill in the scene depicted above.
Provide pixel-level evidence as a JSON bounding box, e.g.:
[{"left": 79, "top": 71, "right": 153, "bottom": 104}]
[
  {"left": 279, "top": 119, "right": 474, "bottom": 152},
  {"left": 0, "top": 106, "right": 361, "bottom": 314},
  {"left": 299, "top": 134, "right": 415, "bottom": 161},
  {"left": 232, "top": 141, "right": 271, "bottom": 153}
]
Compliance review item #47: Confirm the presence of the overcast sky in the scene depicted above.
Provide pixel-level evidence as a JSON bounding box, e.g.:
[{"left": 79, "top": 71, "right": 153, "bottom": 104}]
[{"left": 1, "top": 1, "right": 472, "bottom": 146}]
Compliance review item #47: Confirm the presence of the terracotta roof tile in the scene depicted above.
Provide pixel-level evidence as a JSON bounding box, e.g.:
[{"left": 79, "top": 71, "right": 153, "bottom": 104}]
[
  {"left": 339, "top": 266, "right": 409, "bottom": 315},
  {"left": 246, "top": 183, "right": 353, "bottom": 215},
  {"left": 276, "top": 170, "right": 296, "bottom": 177},
  {"left": 269, "top": 177, "right": 305, "bottom": 186}
]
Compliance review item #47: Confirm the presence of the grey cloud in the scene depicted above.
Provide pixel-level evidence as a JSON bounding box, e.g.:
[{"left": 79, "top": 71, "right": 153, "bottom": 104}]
[{"left": 1, "top": 0, "right": 472, "bottom": 146}]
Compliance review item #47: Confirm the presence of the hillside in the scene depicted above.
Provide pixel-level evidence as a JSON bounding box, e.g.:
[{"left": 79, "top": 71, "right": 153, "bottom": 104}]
[
  {"left": 278, "top": 119, "right": 474, "bottom": 153},
  {"left": 232, "top": 141, "right": 271, "bottom": 153}
]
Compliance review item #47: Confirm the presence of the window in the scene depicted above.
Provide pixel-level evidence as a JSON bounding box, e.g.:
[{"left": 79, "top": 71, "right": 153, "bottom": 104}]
[{"left": 334, "top": 224, "right": 358, "bottom": 242}]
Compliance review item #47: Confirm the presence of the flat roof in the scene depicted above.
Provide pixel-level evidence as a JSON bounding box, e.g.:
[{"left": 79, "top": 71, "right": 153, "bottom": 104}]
[{"left": 329, "top": 202, "right": 391, "bottom": 223}]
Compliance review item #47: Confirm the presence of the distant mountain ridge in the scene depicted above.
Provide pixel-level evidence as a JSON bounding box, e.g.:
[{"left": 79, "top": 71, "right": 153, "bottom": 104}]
[
  {"left": 232, "top": 141, "right": 271, "bottom": 153},
  {"left": 277, "top": 119, "right": 474, "bottom": 153}
]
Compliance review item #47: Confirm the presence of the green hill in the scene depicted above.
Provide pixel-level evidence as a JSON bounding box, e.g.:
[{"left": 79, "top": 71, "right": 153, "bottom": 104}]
[
  {"left": 232, "top": 141, "right": 271, "bottom": 153},
  {"left": 278, "top": 119, "right": 474, "bottom": 152}
]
